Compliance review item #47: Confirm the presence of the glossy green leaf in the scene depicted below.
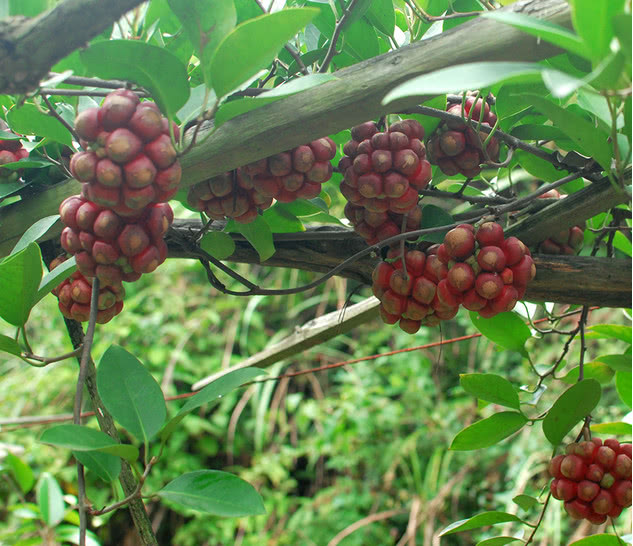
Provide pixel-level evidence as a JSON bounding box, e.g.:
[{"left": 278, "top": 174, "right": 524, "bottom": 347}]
[
  {"left": 80, "top": 40, "right": 189, "bottom": 118},
  {"left": 439, "top": 511, "right": 524, "bottom": 536},
  {"left": 383, "top": 62, "right": 541, "bottom": 103},
  {"left": 450, "top": 411, "right": 527, "bottom": 450},
  {"left": 343, "top": 18, "right": 379, "bottom": 62},
  {"left": 365, "top": 0, "right": 395, "bottom": 36},
  {"left": 97, "top": 345, "right": 166, "bottom": 443},
  {"left": 515, "top": 149, "right": 561, "bottom": 182},
  {"left": 418, "top": 205, "right": 454, "bottom": 243},
  {"left": 73, "top": 450, "right": 121, "bottom": 483},
  {"left": 0, "top": 334, "right": 22, "bottom": 357},
  {"left": 460, "top": 374, "right": 520, "bottom": 410},
  {"left": 200, "top": 232, "right": 236, "bottom": 260},
  {"left": 161, "top": 367, "right": 265, "bottom": 441},
  {"left": 560, "top": 362, "right": 615, "bottom": 385},
  {"left": 176, "top": 84, "right": 213, "bottom": 125},
  {"left": 482, "top": 11, "right": 590, "bottom": 59},
  {"left": 615, "top": 372, "right": 632, "bottom": 408},
  {"left": 39, "top": 424, "right": 139, "bottom": 461},
  {"left": 36, "top": 473, "right": 65, "bottom": 527},
  {"left": 522, "top": 94, "right": 612, "bottom": 170},
  {"left": 157, "top": 470, "right": 265, "bottom": 516},
  {"left": 469, "top": 311, "right": 530, "bottom": 358},
  {"left": 209, "top": 8, "right": 319, "bottom": 98},
  {"left": 0, "top": 243, "right": 43, "bottom": 326},
  {"left": 613, "top": 14, "right": 632, "bottom": 64},
  {"left": 11, "top": 215, "right": 59, "bottom": 255},
  {"left": 168, "top": 0, "right": 236, "bottom": 87},
  {"left": 214, "top": 73, "right": 336, "bottom": 126},
  {"left": 35, "top": 256, "right": 76, "bottom": 305},
  {"left": 586, "top": 325, "right": 632, "bottom": 344},
  {"left": 569, "top": 0, "right": 625, "bottom": 61},
  {"left": 9, "top": 0, "right": 48, "bottom": 16},
  {"left": 226, "top": 216, "right": 275, "bottom": 262},
  {"left": 512, "top": 494, "right": 538, "bottom": 511},
  {"left": 590, "top": 421, "right": 632, "bottom": 435},
  {"left": 7, "top": 104, "right": 72, "bottom": 146},
  {"left": 261, "top": 203, "right": 305, "bottom": 233},
  {"left": 570, "top": 534, "right": 628, "bottom": 546},
  {"left": 5, "top": 454, "right": 34, "bottom": 494},
  {"left": 476, "top": 538, "right": 524, "bottom": 546},
  {"left": 542, "top": 379, "right": 601, "bottom": 446},
  {"left": 54, "top": 526, "right": 101, "bottom": 546}
]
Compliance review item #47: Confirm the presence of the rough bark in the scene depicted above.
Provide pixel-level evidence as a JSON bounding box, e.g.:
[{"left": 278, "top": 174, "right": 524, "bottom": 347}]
[{"left": 0, "top": 0, "right": 145, "bottom": 94}]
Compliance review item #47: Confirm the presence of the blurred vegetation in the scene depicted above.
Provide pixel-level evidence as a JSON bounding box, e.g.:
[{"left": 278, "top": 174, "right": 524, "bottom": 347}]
[{"left": 0, "top": 244, "right": 630, "bottom": 544}]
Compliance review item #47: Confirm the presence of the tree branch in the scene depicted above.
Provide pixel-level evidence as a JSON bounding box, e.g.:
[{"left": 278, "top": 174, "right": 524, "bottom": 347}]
[{"left": 0, "top": 0, "right": 146, "bottom": 94}]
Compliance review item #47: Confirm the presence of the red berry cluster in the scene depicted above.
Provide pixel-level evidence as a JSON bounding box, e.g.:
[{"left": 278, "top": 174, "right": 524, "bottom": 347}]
[
  {"left": 187, "top": 170, "right": 272, "bottom": 224},
  {"left": 536, "top": 190, "right": 584, "bottom": 255},
  {"left": 0, "top": 119, "right": 28, "bottom": 183},
  {"left": 436, "top": 222, "right": 535, "bottom": 319},
  {"left": 549, "top": 438, "right": 632, "bottom": 524},
  {"left": 52, "top": 89, "right": 180, "bottom": 323},
  {"left": 59, "top": 195, "right": 172, "bottom": 285},
  {"left": 426, "top": 96, "right": 500, "bottom": 178},
  {"left": 187, "top": 137, "right": 337, "bottom": 223},
  {"left": 343, "top": 202, "right": 422, "bottom": 246},
  {"left": 339, "top": 119, "right": 432, "bottom": 243},
  {"left": 50, "top": 256, "right": 124, "bottom": 324},
  {"left": 371, "top": 246, "right": 456, "bottom": 334},
  {"left": 70, "top": 89, "right": 181, "bottom": 217}
]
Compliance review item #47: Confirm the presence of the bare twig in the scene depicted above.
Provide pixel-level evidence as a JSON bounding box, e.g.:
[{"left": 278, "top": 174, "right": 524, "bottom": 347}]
[
  {"left": 319, "top": 0, "right": 360, "bottom": 73},
  {"left": 22, "top": 346, "right": 83, "bottom": 366},
  {"left": 404, "top": 0, "right": 487, "bottom": 22},
  {"left": 39, "top": 88, "right": 149, "bottom": 98},
  {"left": 45, "top": 73, "right": 132, "bottom": 91}
]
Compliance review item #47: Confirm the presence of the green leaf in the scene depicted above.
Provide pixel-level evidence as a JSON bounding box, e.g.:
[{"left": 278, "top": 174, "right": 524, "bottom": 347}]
[
  {"left": 36, "top": 473, "right": 64, "bottom": 527},
  {"left": 439, "top": 511, "right": 524, "bottom": 536},
  {"left": 161, "top": 367, "right": 265, "bottom": 441},
  {"left": 7, "top": 104, "right": 72, "bottom": 146},
  {"left": 5, "top": 454, "right": 34, "bottom": 494},
  {"left": 613, "top": 14, "right": 632, "bottom": 64},
  {"left": 80, "top": 40, "right": 190, "bottom": 118},
  {"left": 450, "top": 411, "right": 527, "bottom": 450},
  {"left": 512, "top": 494, "right": 538, "bottom": 511},
  {"left": 225, "top": 216, "right": 275, "bottom": 261},
  {"left": 568, "top": 0, "right": 625, "bottom": 61},
  {"left": 39, "top": 424, "right": 139, "bottom": 461},
  {"left": 0, "top": 242, "right": 43, "bottom": 326},
  {"left": 209, "top": 8, "right": 319, "bottom": 98},
  {"left": 97, "top": 345, "right": 166, "bottom": 443},
  {"left": 515, "top": 149, "right": 562, "bottom": 182},
  {"left": 586, "top": 325, "right": 632, "bottom": 344},
  {"left": 200, "top": 232, "right": 236, "bottom": 260},
  {"left": 469, "top": 311, "right": 530, "bottom": 358},
  {"left": 615, "top": 372, "right": 632, "bottom": 408},
  {"left": 418, "top": 204, "right": 454, "bottom": 243},
  {"left": 383, "top": 62, "right": 542, "bottom": 103},
  {"left": 560, "top": 362, "right": 615, "bottom": 385},
  {"left": 590, "top": 421, "right": 632, "bottom": 435},
  {"left": 54, "top": 525, "right": 101, "bottom": 546},
  {"left": 570, "top": 534, "right": 628, "bottom": 546},
  {"left": 11, "top": 215, "right": 59, "bottom": 255},
  {"left": 542, "top": 379, "right": 601, "bottom": 446},
  {"left": 477, "top": 538, "right": 524, "bottom": 546},
  {"left": 342, "top": 18, "right": 378, "bottom": 62},
  {"left": 9, "top": 0, "right": 48, "bottom": 16},
  {"left": 460, "top": 374, "right": 520, "bottom": 410},
  {"left": 365, "top": 0, "right": 395, "bottom": 36},
  {"left": 72, "top": 450, "right": 121, "bottom": 483},
  {"left": 167, "top": 0, "right": 236, "bottom": 88},
  {"left": 262, "top": 205, "right": 304, "bottom": 233},
  {"left": 35, "top": 257, "right": 76, "bottom": 306},
  {"left": 522, "top": 94, "right": 612, "bottom": 171},
  {"left": 0, "top": 334, "right": 22, "bottom": 357},
  {"left": 157, "top": 470, "right": 265, "bottom": 516},
  {"left": 482, "top": 11, "right": 591, "bottom": 60},
  {"left": 214, "top": 73, "right": 336, "bottom": 127}
]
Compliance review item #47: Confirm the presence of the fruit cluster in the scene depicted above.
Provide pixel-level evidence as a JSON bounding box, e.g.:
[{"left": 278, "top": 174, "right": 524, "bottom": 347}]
[
  {"left": 187, "top": 138, "right": 337, "bottom": 223},
  {"left": 50, "top": 256, "right": 124, "bottom": 324},
  {"left": 339, "top": 119, "right": 431, "bottom": 244},
  {"left": 549, "top": 438, "right": 632, "bottom": 524},
  {"left": 426, "top": 96, "right": 500, "bottom": 178},
  {"left": 372, "top": 221, "right": 535, "bottom": 333},
  {"left": 536, "top": 190, "right": 584, "bottom": 255},
  {"left": 0, "top": 119, "right": 28, "bottom": 183},
  {"left": 52, "top": 89, "right": 180, "bottom": 323},
  {"left": 70, "top": 89, "right": 181, "bottom": 217}
]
